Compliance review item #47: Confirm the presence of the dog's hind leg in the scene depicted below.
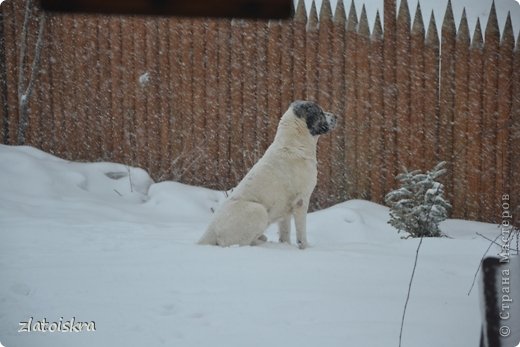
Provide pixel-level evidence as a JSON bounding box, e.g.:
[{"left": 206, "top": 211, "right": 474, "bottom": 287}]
[
  {"left": 278, "top": 216, "right": 291, "bottom": 244},
  {"left": 241, "top": 202, "right": 269, "bottom": 247},
  {"left": 214, "top": 201, "right": 269, "bottom": 247}
]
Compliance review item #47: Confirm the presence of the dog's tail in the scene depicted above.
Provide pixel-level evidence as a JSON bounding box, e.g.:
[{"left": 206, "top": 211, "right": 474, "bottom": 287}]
[{"left": 197, "top": 229, "right": 218, "bottom": 245}]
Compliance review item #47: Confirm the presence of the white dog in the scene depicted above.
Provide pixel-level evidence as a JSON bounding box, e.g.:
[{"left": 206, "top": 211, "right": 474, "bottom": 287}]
[{"left": 198, "top": 100, "right": 337, "bottom": 249}]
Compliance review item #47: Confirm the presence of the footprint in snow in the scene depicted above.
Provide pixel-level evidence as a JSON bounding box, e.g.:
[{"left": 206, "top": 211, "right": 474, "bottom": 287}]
[
  {"left": 10, "top": 282, "right": 31, "bottom": 296},
  {"left": 160, "top": 303, "right": 177, "bottom": 316},
  {"left": 343, "top": 210, "right": 363, "bottom": 224}
]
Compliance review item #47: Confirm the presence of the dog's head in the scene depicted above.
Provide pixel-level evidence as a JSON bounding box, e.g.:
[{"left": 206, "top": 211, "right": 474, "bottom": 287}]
[{"left": 290, "top": 100, "right": 337, "bottom": 136}]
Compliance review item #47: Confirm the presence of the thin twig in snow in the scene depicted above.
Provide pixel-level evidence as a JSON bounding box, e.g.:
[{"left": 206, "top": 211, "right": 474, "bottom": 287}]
[
  {"left": 476, "top": 230, "right": 519, "bottom": 253},
  {"left": 398, "top": 236, "right": 424, "bottom": 347},
  {"left": 126, "top": 166, "right": 133, "bottom": 193},
  {"left": 476, "top": 232, "right": 503, "bottom": 247},
  {"left": 467, "top": 228, "right": 520, "bottom": 296},
  {"left": 467, "top": 232, "right": 502, "bottom": 296},
  {"left": 398, "top": 179, "right": 445, "bottom": 346}
]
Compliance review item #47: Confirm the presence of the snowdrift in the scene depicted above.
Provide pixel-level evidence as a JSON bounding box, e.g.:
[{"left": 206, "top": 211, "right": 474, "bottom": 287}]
[{"left": 0, "top": 145, "right": 502, "bottom": 347}]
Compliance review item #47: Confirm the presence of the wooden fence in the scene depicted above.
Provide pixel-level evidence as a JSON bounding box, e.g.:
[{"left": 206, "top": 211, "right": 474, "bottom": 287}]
[{"left": 0, "top": 0, "right": 519, "bottom": 223}]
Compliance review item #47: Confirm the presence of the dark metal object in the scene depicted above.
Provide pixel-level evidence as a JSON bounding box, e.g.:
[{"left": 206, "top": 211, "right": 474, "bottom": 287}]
[
  {"left": 479, "top": 256, "right": 519, "bottom": 347},
  {"left": 39, "top": 0, "right": 293, "bottom": 19}
]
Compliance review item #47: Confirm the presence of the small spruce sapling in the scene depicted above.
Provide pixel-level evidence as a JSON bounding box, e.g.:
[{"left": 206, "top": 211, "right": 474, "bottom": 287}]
[{"left": 385, "top": 161, "right": 451, "bottom": 238}]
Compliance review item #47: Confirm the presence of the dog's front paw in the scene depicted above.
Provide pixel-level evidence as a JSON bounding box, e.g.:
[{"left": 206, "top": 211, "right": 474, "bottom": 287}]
[
  {"left": 279, "top": 236, "right": 290, "bottom": 244},
  {"left": 297, "top": 240, "right": 307, "bottom": 250}
]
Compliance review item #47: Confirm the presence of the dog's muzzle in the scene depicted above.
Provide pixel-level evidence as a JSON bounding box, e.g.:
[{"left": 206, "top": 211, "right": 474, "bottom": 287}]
[{"left": 325, "top": 112, "right": 337, "bottom": 130}]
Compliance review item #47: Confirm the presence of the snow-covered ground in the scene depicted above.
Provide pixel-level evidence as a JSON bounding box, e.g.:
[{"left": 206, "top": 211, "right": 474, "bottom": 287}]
[{"left": 0, "top": 145, "right": 503, "bottom": 346}]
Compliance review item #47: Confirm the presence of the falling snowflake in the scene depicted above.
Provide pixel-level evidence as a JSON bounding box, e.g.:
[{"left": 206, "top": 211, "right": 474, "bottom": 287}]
[{"left": 139, "top": 72, "right": 150, "bottom": 87}]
